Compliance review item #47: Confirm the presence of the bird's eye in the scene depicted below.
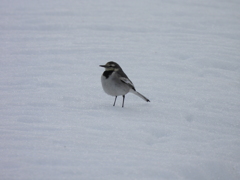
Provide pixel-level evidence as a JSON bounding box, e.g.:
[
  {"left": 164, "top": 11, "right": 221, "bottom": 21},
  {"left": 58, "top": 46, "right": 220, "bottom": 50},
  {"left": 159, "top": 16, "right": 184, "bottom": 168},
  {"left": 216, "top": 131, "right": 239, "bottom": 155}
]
[{"left": 110, "top": 64, "right": 115, "bottom": 67}]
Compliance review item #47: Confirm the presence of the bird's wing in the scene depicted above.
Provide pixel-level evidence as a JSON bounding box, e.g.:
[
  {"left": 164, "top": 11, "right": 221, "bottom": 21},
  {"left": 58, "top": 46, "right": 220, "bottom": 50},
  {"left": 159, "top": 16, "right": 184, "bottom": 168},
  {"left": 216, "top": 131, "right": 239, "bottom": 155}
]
[{"left": 119, "top": 77, "right": 136, "bottom": 91}]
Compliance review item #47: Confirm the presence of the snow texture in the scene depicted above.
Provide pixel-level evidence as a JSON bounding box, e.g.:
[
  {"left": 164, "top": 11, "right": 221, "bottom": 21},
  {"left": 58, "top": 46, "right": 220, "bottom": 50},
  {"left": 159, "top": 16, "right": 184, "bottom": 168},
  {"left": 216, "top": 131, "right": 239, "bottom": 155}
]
[{"left": 0, "top": 0, "right": 240, "bottom": 179}]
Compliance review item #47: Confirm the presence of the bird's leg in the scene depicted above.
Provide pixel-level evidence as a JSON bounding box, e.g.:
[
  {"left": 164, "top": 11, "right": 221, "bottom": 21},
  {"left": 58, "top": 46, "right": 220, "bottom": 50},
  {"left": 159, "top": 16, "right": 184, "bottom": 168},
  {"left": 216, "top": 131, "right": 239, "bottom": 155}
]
[
  {"left": 122, "top": 95, "right": 125, "bottom": 108},
  {"left": 113, "top": 96, "right": 117, "bottom": 106}
]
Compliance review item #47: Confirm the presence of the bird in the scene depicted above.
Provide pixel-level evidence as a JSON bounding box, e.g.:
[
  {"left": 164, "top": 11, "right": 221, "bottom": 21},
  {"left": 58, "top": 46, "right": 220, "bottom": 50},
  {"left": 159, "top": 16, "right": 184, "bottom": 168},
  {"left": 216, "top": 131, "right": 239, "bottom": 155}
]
[{"left": 100, "top": 61, "right": 150, "bottom": 107}]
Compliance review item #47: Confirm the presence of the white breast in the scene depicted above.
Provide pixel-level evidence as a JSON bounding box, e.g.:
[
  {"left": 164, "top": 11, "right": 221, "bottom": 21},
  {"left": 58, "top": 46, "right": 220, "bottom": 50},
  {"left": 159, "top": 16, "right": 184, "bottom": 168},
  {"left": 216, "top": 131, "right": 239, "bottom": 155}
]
[{"left": 101, "top": 72, "right": 130, "bottom": 96}]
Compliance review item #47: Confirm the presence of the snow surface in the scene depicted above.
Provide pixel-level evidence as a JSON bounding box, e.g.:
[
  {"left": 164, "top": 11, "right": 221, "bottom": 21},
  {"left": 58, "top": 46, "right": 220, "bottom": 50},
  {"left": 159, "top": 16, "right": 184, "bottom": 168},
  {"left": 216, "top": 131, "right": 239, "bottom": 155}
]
[{"left": 1, "top": 0, "right": 240, "bottom": 179}]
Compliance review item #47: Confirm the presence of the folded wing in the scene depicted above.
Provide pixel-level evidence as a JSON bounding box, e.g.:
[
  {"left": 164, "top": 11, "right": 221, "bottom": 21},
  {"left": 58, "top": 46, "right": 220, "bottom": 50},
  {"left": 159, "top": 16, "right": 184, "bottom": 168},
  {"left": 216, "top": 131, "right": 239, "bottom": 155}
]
[{"left": 120, "top": 77, "right": 136, "bottom": 91}]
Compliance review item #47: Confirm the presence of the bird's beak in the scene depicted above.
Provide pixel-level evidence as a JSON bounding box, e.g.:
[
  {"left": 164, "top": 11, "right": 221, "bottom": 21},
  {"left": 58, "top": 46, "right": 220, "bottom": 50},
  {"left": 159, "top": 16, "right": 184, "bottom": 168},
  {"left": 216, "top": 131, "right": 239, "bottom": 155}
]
[{"left": 100, "top": 65, "right": 106, "bottom": 68}]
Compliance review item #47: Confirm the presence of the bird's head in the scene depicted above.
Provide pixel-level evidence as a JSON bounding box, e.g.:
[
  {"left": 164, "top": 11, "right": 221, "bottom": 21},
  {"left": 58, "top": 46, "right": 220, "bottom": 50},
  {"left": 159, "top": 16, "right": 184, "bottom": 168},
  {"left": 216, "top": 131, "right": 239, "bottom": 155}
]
[{"left": 100, "top": 61, "right": 121, "bottom": 71}]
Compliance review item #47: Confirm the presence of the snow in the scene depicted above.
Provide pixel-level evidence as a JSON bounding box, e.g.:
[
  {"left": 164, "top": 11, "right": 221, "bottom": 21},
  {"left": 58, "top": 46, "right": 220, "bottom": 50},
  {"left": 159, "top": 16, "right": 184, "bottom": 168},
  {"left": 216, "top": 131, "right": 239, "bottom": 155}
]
[{"left": 1, "top": 0, "right": 240, "bottom": 179}]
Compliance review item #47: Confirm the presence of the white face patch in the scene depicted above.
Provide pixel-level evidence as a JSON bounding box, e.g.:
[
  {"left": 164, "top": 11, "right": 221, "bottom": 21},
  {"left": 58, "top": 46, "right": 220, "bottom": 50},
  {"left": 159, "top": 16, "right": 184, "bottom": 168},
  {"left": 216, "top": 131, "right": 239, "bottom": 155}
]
[{"left": 105, "top": 62, "right": 119, "bottom": 71}]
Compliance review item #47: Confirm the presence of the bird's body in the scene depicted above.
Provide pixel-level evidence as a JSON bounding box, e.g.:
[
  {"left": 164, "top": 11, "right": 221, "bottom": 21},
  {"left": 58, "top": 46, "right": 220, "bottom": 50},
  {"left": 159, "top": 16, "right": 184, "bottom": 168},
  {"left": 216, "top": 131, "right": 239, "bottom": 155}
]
[
  {"left": 100, "top": 61, "right": 150, "bottom": 107},
  {"left": 101, "top": 70, "right": 130, "bottom": 96}
]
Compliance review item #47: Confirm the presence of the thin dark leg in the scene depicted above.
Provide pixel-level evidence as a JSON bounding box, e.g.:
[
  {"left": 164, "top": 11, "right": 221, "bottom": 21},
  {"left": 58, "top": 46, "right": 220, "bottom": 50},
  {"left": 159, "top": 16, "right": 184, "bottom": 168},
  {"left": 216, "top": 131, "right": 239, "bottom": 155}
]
[
  {"left": 113, "top": 96, "right": 117, "bottom": 106},
  {"left": 122, "top": 95, "right": 125, "bottom": 108}
]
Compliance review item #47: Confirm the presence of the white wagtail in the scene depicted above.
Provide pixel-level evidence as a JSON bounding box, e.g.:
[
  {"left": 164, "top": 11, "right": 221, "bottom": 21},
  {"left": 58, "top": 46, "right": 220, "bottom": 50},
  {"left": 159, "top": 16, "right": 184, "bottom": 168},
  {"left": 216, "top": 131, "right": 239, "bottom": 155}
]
[{"left": 100, "top": 61, "right": 150, "bottom": 107}]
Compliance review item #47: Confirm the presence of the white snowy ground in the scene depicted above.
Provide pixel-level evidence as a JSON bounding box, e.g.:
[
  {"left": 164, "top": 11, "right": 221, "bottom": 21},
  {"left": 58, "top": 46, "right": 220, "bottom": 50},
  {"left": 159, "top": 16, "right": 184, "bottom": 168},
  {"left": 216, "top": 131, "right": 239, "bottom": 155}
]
[{"left": 1, "top": 0, "right": 240, "bottom": 179}]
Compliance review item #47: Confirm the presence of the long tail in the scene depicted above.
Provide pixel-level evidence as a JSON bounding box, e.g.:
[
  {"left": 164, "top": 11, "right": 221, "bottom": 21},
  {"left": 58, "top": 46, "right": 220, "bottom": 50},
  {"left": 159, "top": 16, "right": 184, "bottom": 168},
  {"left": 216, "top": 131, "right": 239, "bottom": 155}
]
[{"left": 130, "top": 89, "right": 150, "bottom": 102}]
